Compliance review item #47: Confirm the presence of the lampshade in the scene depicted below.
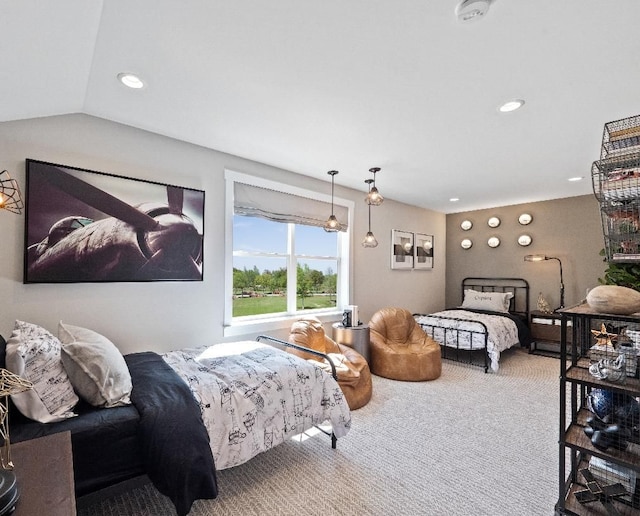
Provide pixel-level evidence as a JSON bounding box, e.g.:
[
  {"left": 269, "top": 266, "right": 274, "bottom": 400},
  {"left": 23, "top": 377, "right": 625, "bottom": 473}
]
[
  {"left": 362, "top": 230, "right": 378, "bottom": 248},
  {"left": 324, "top": 214, "right": 340, "bottom": 231},
  {"left": 0, "top": 170, "right": 24, "bottom": 215},
  {"left": 323, "top": 170, "right": 340, "bottom": 232},
  {"left": 365, "top": 167, "right": 383, "bottom": 206},
  {"left": 362, "top": 179, "right": 378, "bottom": 247}
]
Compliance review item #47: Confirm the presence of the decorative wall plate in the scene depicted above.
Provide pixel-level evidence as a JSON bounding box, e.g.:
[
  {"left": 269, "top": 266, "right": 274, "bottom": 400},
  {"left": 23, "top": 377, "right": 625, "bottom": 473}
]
[
  {"left": 518, "top": 213, "right": 533, "bottom": 225},
  {"left": 518, "top": 234, "right": 532, "bottom": 246},
  {"left": 487, "top": 236, "right": 500, "bottom": 248},
  {"left": 461, "top": 238, "right": 472, "bottom": 249},
  {"left": 460, "top": 220, "right": 473, "bottom": 231},
  {"left": 487, "top": 216, "right": 501, "bottom": 228}
]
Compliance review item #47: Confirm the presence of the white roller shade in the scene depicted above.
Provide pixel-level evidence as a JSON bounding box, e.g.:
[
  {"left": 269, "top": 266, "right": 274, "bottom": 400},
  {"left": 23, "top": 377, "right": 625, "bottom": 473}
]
[{"left": 234, "top": 182, "right": 348, "bottom": 231}]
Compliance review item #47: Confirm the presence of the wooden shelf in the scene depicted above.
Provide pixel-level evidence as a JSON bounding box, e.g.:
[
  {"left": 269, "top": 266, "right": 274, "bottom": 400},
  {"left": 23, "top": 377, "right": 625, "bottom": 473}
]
[
  {"left": 564, "top": 422, "right": 640, "bottom": 471},
  {"left": 566, "top": 362, "right": 640, "bottom": 396},
  {"left": 560, "top": 302, "right": 640, "bottom": 320},
  {"left": 559, "top": 455, "right": 640, "bottom": 515},
  {"left": 561, "top": 482, "right": 639, "bottom": 515},
  {"left": 557, "top": 307, "right": 640, "bottom": 515}
]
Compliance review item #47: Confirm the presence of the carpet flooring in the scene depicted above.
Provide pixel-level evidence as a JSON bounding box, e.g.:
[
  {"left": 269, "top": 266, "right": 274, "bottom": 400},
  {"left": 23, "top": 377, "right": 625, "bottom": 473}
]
[{"left": 77, "top": 348, "right": 560, "bottom": 516}]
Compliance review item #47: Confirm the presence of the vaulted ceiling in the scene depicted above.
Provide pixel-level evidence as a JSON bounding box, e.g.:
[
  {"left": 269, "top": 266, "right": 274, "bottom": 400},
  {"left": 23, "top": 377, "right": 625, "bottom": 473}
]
[{"left": 2, "top": 1, "right": 638, "bottom": 213}]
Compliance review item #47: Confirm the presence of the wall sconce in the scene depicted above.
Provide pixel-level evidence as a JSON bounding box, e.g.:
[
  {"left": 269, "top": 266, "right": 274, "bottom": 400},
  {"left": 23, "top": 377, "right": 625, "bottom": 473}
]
[
  {"left": 362, "top": 179, "right": 378, "bottom": 248},
  {"left": 365, "top": 167, "right": 383, "bottom": 206},
  {"left": 323, "top": 170, "right": 340, "bottom": 232},
  {"left": 0, "top": 170, "right": 24, "bottom": 214},
  {"left": 524, "top": 254, "right": 565, "bottom": 310}
]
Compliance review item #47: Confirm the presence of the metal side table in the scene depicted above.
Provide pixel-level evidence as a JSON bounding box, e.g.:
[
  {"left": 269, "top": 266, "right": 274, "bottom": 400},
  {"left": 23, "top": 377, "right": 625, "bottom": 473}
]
[{"left": 332, "top": 323, "right": 370, "bottom": 363}]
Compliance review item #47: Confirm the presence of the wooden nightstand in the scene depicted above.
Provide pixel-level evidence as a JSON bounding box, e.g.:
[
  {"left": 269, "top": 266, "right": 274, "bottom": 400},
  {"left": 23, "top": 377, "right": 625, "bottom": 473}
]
[
  {"left": 529, "top": 310, "right": 572, "bottom": 356},
  {"left": 11, "top": 432, "right": 76, "bottom": 516}
]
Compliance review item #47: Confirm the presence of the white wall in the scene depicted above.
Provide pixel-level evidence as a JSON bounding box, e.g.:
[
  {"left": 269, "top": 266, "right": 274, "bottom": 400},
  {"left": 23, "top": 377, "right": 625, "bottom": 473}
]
[{"left": 0, "top": 114, "right": 446, "bottom": 354}]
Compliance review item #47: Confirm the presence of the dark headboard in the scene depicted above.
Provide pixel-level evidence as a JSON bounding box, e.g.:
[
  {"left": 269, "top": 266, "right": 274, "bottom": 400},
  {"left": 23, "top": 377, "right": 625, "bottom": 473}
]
[{"left": 461, "top": 277, "right": 530, "bottom": 319}]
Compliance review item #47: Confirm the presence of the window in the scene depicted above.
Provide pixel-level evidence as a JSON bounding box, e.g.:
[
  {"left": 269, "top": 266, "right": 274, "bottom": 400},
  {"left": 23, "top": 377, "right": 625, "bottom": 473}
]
[{"left": 224, "top": 170, "right": 352, "bottom": 336}]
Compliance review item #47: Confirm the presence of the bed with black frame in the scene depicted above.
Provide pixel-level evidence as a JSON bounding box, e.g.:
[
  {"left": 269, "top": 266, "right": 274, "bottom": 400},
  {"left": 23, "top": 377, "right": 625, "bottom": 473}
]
[
  {"left": 6, "top": 333, "right": 349, "bottom": 516},
  {"left": 414, "top": 277, "right": 531, "bottom": 373}
]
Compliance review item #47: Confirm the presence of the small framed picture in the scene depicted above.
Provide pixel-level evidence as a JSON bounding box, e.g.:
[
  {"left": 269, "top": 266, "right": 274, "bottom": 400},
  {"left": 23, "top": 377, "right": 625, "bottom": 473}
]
[
  {"left": 391, "top": 229, "right": 414, "bottom": 269},
  {"left": 414, "top": 233, "right": 434, "bottom": 269}
]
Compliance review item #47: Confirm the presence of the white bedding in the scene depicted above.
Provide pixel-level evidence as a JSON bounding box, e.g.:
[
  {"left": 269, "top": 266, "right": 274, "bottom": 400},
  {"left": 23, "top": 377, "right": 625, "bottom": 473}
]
[
  {"left": 162, "top": 341, "right": 351, "bottom": 470},
  {"left": 415, "top": 310, "right": 520, "bottom": 372}
]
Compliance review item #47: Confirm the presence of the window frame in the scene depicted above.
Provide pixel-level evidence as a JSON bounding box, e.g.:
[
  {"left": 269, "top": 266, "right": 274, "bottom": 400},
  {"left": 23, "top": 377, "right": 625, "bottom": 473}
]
[{"left": 224, "top": 169, "right": 353, "bottom": 337}]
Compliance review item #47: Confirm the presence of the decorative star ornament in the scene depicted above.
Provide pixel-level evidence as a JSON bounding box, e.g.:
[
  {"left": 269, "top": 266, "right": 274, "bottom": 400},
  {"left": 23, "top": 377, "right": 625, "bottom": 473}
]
[{"left": 591, "top": 323, "right": 616, "bottom": 347}]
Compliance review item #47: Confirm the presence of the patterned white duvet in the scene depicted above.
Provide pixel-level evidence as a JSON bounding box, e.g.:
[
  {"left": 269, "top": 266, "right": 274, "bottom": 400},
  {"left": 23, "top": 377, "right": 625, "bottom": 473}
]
[
  {"left": 162, "top": 341, "right": 351, "bottom": 470},
  {"left": 415, "top": 310, "right": 520, "bottom": 372}
]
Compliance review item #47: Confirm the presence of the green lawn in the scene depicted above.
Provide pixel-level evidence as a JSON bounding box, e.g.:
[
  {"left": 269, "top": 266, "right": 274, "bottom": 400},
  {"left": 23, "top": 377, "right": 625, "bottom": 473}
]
[{"left": 233, "top": 295, "right": 336, "bottom": 317}]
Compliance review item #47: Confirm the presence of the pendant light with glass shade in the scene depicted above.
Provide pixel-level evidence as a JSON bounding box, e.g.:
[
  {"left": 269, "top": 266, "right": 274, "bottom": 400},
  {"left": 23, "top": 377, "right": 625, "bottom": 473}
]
[
  {"left": 323, "top": 170, "right": 340, "bottom": 232},
  {"left": 365, "top": 167, "right": 383, "bottom": 206},
  {"left": 0, "top": 170, "right": 24, "bottom": 214},
  {"left": 362, "top": 179, "right": 379, "bottom": 247}
]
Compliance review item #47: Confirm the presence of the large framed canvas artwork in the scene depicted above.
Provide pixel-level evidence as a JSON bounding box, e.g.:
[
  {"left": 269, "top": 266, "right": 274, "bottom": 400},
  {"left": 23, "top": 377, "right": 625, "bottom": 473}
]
[
  {"left": 391, "top": 229, "right": 414, "bottom": 270},
  {"left": 24, "top": 159, "right": 205, "bottom": 283}
]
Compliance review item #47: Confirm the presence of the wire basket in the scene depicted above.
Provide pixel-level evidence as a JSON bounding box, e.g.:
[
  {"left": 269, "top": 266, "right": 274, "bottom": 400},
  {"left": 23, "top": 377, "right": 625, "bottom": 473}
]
[
  {"left": 601, "top": 114, "right": 640, "bottom": 160},
  {"left": 594, "top": 114, "right": 640, "bottom": 262}
]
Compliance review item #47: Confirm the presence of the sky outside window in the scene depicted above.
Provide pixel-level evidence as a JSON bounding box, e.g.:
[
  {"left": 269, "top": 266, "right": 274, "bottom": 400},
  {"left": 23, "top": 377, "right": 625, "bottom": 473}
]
[{"left": 233, "top": 215, "right": 338, "bottom": 273}]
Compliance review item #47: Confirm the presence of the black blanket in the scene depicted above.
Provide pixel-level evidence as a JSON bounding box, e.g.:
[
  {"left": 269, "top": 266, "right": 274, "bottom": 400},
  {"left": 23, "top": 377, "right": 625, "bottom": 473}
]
[{"left": 126, "top": 352, "right": 218, "bottom": 516}]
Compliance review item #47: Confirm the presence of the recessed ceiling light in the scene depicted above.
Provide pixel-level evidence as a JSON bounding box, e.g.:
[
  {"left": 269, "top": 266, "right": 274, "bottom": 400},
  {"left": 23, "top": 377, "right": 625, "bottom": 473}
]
[
  {"left": 117, "top": 72, "right": 145, "bottom": 89},
  {"left": 499, "top": 99, "right": 525, "bottom": 113},
  {"left": 449, "top": 197, "right": 460, "bottom": 202},
  {"left": 568, "top": 176, "right": 584, "bottom": 182}
]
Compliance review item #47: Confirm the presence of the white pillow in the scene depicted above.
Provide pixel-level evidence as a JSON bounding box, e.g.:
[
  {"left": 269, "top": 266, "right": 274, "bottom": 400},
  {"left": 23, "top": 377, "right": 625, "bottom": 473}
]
[
  {"left": 460, "top": 289, "right": 513, "bottom": 313},
  {"left": 5, "top": 320, "right": 78, "bottom": 423},
  {"left": 501, "top": 291, "right": 514, "bottom": 311},
  {"left": 58, "top": 322, "right": 132, "bottom": 408}
]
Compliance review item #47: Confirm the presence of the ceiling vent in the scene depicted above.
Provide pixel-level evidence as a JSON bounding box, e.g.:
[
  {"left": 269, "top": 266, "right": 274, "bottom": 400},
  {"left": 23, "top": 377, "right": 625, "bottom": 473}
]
[{"left": 455, "top": 0, "right": 491, "bottom": 23}]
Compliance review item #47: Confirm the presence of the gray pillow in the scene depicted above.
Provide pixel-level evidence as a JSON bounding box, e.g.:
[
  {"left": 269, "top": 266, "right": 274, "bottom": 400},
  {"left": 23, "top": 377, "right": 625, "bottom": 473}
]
[{"left": 59, "top": 322, "right": 132, "bottom": 408}]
